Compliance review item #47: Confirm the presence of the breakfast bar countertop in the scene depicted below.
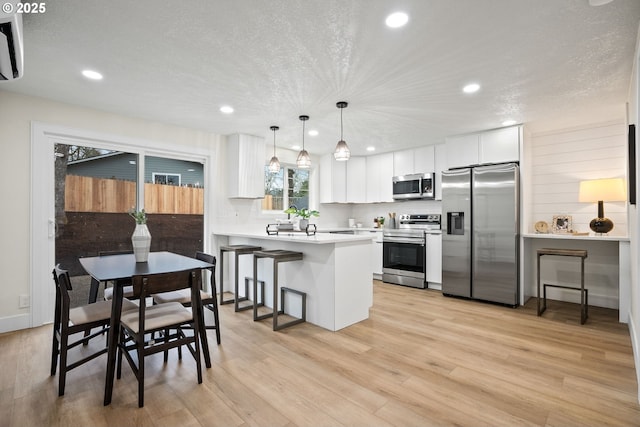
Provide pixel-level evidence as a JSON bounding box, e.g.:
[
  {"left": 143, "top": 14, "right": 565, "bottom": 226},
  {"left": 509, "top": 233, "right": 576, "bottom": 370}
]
[{"left": 213, "top": 229, "right": 375, "bottom": 244}]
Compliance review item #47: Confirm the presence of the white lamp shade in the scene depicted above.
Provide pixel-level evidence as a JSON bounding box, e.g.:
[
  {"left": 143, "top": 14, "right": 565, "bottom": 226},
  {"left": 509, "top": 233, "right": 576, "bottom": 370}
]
[{"left": 578, "top": 178, "right": 626, "bottom": 202}]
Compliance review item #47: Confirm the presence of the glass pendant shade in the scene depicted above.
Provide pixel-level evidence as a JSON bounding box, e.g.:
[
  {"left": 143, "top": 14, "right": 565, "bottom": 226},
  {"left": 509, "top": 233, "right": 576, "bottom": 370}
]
[
  {"left": 268, "top": 156, "right": 281, "bottom": 173},
  {"left": 334, "top": 101, "right": 350, "bottom": 161},
  {"left": 334, "top": 140, "right": 350, "bottom": 161},
  {"left": 297, "top": 115, "right": 311, "bottom": 169},
  {"left": 296, "top": 149, "right": 311, "bottom": 169},
  {"left": 268, "top": 125, "right": 281, "bottom": 173}
]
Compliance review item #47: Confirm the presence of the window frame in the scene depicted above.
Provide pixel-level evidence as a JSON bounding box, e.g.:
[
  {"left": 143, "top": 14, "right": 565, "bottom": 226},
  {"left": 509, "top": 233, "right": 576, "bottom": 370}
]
[
  {"left": 152, "top": 172, "right": 181, "bottom": 186},
  {"left": 262, "top": 163, "right": 312, "bottom": 214}
]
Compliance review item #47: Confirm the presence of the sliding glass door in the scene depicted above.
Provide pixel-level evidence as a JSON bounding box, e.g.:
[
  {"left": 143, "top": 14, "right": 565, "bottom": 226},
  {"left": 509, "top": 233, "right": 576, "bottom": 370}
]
[{"left": 32, "top": 123, "right": 210, "bottom": 325}]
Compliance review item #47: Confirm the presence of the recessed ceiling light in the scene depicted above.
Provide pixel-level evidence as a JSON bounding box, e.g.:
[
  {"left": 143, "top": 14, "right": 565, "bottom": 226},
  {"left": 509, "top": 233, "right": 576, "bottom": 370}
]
[
  {"left": 366, "top": 146, "right": 376, "bottom": 152},
  {"left": 220, "top": 105, "right": 234, "bottom": 114},
  {"left": 502, "top": 120, "right": 517, "bottom": 126},
  {"left": 308, "top": 130, "right": 319, "bottom": 137},
  {"left": 463, "top": 83, "right": 480, "bottom": 94},
  {"left": 82, "top": 69, "right": 103, "bottom": 80},
  {"left": 589, "top": 0, "right": 614, "bottom": 6},
  {"left": 386, "top": 12, "right": 409, "bottom": 28},
  {"left": 187, "top": 168, "right": 195, "bottom": 172},
  {"left": 291, "top": 145, "right": 300, "bottom": 150}
]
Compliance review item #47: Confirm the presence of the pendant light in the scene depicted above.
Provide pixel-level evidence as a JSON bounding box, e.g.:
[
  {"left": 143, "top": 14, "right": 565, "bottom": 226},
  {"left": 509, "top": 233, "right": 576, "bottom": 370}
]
[
  {"left": 334, "top": 101, "right": 350, "bottom": 161},
  {"left": 268, "top": 125, "right": 281, "bottom": 173},
  {"left": 296, "top": 115, "right": 311, "bottom": 169}
]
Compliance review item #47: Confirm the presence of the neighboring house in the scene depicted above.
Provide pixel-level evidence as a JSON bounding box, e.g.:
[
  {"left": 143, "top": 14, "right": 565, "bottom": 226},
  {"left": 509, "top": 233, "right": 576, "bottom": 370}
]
[{"left": 67, "top": 151, "right": 204, "bottom": 187}]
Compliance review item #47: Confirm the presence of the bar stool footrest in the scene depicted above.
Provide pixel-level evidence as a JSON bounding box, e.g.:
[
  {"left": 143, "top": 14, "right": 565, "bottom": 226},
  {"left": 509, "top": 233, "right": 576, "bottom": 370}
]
[
  {"left": 235, "top": 277, "right": 265, "bottom": 312},
  {"left": 275, "top": 287, "right": 307, "bottom": 331},
  {"left": 541, "top": 283, "right": 589, "bottom": 324}
]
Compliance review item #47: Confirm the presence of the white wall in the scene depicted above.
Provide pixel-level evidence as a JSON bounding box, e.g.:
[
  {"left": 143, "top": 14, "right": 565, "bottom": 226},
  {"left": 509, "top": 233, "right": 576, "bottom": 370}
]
[
  {"left": 348, "top": 200, "right": 442, "bottom": 229},
  {"left": 528, "top": 120, "right": 628, "bottom": 236},
  {"left": 0, "top": 90, "right": 225, "bottom": 330}
]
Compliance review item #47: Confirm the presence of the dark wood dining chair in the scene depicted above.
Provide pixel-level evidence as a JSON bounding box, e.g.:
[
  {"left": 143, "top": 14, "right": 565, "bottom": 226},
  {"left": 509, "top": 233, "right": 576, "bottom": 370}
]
[
  {"left": 50, "top": 265, "right": 136, "bottom": 396},
  {"left": 152, "top": 251, "right": 221, "bottom": 345},
  {"left": 99, "top": 250, "right": 135, "bottom": 301},
  {"left": 116, "top": 269, "right": 203, "bottom": 407}
]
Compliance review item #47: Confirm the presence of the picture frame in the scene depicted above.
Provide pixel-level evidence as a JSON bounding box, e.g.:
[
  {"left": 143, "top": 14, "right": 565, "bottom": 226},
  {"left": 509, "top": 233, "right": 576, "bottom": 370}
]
[{"left": 552, "top": 215, "right": 572, "bottom": 233}]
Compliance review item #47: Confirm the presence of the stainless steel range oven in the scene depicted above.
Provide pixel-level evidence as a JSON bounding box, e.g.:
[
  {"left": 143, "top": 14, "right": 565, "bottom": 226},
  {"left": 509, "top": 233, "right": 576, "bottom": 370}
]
[{"left": 382, "top": 214, "right": 441, "bottom": 289}]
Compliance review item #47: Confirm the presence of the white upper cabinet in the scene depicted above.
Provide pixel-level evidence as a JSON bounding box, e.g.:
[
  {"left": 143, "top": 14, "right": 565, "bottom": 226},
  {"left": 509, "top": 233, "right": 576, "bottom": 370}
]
[
  {"left": 479, "top": 126, "right": 520, "bottom": 164},
  {"left": 366, "top": 152, "right": 394, "bottom": 203},
  {"left": 346, "top": 157, "right": 367, "bottom": 203},
  {"left": 320, "top": 154, "right": 347, "bottom": 203},
  {"left": 414, "top": 146, "right": 435, "bottom": 173},
  {"left": 393, "top": 149, "right": 414, "bottom": 176},
  {"left": 393, "top": 146, "right": 435, "bottom": 176},
  {"left": 445, "top": 133, "right": 479, "bottom": 169},
  {"left": 445, "top": 125, "right": 521, "bottom": 169},
  {"left": 227, "top": 134, "right": 265, "bottom": 199}
]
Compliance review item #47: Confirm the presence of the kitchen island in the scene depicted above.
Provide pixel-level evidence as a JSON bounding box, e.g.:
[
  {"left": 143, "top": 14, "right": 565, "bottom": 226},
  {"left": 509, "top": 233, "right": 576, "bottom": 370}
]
[{"left": 211, "top": 230, "right": 373, "bottom": 331}]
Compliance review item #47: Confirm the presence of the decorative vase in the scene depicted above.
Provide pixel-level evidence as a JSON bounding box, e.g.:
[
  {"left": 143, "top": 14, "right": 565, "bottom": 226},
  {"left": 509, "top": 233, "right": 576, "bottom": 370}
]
[
  {"left": 131, "top": 223, "right": 151, "bottom": 262},
  {"left": 299, "top": 218, "right": 309, "bottom": 231}
]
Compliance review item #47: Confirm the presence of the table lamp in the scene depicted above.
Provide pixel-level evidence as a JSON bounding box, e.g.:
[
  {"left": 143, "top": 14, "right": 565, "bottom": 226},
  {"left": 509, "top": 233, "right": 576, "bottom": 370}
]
[{"left": 578, "top": 178, "right": 626, "bottom": 234}]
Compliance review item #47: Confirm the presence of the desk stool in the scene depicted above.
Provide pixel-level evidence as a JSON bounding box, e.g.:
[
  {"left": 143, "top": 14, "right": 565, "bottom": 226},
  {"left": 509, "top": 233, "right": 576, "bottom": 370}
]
[
  {"left": 253, "top": 249, "right": 306, "bottom": 331},
  {"left": 537, "top": 248, "right": 589, "bottom": 324},
  {"left": 219, "top": 245, "right": 263, "bottom": 312}
]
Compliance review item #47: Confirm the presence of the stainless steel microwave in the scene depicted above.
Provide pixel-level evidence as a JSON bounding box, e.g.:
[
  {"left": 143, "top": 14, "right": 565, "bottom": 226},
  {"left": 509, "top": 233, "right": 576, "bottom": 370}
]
[{"left": 392, "top": 173, "right": 435, "bottom": 200}]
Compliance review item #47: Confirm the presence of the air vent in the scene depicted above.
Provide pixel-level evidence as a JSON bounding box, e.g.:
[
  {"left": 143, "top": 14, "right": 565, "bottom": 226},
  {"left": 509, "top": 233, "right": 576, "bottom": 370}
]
[{"left": 0, "top": 12, "right": 23, "bottom": 80}]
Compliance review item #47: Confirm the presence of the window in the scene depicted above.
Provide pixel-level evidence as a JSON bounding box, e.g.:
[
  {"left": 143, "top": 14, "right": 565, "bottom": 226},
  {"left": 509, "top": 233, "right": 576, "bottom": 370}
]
[
  {"left": 263, "top": 165, "right": 310, "bottom": 211},
  {"left": 152, "top": 172, "right": 181, "bottom": 185}
]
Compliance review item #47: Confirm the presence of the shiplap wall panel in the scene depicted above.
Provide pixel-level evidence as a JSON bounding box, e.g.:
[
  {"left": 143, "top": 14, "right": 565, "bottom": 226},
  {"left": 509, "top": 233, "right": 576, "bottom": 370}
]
[{"left": 530, "top": 121, "right": 628, "bottom": 236}]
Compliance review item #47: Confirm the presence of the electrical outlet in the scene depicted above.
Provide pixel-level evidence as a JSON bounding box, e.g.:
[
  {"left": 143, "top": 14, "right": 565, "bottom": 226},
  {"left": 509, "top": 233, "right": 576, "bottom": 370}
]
[{"left": 19, "top": 294, "right": 30, "bottom": 308}]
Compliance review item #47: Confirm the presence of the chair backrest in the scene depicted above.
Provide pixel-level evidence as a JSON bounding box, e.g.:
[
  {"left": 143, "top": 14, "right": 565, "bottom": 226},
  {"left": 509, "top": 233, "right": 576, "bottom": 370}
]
[
  {"left": 99, "top": 250, "right": 134, "bottom": 256},
  {"left": 131, "top": 269, "right": 200, "bottom": 299},
  {"left": 52, "top": 265, "right": 72, "bottom": 325},
  {"left": 195, "top": 251, "right": 216, "bottom": 291}
]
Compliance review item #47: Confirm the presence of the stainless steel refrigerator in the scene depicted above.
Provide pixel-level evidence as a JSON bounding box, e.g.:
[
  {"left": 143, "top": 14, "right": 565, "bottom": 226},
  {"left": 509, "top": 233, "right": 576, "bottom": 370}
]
[{"left": 441, "top": 163, "right": 519, "bottom": 306}]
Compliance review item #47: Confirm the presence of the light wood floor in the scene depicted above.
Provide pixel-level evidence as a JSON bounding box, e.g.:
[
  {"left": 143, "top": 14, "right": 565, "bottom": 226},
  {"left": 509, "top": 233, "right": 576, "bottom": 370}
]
[{"left": 1, "top": 281, "right": 638, "bottom": 427}]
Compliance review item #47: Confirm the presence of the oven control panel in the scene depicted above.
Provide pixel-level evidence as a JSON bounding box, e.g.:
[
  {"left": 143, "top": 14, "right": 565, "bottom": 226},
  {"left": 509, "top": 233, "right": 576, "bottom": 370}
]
[{"left": 398, "top": 214, "right": 441, "bottom": 230}]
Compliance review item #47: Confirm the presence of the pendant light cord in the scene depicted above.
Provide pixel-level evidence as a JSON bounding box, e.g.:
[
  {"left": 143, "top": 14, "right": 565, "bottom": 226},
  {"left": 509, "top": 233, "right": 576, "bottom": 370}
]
[
  {"left": 302, "top": 119, "right": 306, "bottom": 150},
  {"left": 340, "top": 106, "right": 344, "bottom": 140},
  {"left": 273, "top": 129, "right": 277, "bottom": 156}
]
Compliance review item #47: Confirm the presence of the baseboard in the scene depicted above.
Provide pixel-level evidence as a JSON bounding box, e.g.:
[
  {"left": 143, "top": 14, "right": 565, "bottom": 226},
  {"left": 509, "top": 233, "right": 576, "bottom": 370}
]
[
  {"left": 0, "top": 313, "right": 31, "bottom": 334},
  {"left": 628, "top": 312, "right": 640, "bottom": 405}
]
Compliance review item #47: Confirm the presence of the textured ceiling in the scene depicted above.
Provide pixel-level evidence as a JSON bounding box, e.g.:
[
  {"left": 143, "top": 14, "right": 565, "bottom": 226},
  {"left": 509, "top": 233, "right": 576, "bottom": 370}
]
[{"left": 2, "top": 0, "right": 640, "bottom": 156}]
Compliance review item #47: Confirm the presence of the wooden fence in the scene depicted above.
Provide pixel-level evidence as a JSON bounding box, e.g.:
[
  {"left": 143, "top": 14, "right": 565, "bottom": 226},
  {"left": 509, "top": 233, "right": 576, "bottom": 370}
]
[{"left": 64, "top": 175, "right": 204, "bottom": 214}]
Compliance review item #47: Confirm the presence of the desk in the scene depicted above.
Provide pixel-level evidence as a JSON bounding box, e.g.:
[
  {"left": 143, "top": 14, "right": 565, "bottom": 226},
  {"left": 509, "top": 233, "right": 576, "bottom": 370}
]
[
  {"left": 522, "top": 234, "right": 630, "bottom": 323},
  {"left": 79, "top": 251, "right": 214, "bottom": 406}
]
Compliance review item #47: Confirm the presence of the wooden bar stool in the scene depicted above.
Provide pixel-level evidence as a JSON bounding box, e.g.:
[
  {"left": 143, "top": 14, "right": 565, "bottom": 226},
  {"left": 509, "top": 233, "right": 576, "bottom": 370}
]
[
  {"left": 252, "top": 249, "right": 307, "bottom": 331},
  {"left": 537, "top": 248, "right": 589, "bottom": 324},
  {"left": 219, "top": 245, "right": 262, "bottom": 312}
]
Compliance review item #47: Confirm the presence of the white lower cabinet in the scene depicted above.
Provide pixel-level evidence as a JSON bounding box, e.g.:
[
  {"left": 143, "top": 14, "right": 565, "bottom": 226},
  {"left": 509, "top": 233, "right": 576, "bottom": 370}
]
[
  {"left": 426, "top": 233, "right": 442, "bottom": 285},
  {"left": 356, "top": 230, "right": 383, "bottom": 277}
]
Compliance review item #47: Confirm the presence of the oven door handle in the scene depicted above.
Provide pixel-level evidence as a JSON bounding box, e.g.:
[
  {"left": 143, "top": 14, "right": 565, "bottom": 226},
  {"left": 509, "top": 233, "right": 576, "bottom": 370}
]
[{"left": 383, "top": 238, "right": 425, "bottom": 245}]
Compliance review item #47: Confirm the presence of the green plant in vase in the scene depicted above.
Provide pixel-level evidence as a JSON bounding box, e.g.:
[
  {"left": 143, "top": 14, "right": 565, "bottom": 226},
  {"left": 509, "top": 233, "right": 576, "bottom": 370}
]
[{"left": 284, "top": 207, "right": 319, "bottom": 230}]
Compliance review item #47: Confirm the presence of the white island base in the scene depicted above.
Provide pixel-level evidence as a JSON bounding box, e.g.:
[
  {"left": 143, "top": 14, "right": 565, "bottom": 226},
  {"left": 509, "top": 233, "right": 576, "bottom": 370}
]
[{"left": 212, "top": 232, "right": 373, "bottom": 331}]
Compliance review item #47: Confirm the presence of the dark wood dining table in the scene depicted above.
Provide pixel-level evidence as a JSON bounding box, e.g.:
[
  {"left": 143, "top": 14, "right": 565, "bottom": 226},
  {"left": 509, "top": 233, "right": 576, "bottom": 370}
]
[{"left": 79, "top": 251, "right": 214, "bottom": 406}]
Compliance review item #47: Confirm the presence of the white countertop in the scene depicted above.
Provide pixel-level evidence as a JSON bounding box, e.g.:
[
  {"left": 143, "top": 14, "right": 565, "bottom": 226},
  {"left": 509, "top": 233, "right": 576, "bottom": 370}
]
[
  {"left": 522, "top": 232, "right": 629, "bottom": 242},
  {"left": 213, "top": 230, "right": 374, "bottom": 244}
]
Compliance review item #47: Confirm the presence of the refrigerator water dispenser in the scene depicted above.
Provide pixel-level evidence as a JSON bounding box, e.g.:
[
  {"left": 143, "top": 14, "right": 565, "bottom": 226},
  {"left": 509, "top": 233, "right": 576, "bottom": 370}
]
[{"left": 447, "top": 212, "right": 464, "bottom": 235}]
